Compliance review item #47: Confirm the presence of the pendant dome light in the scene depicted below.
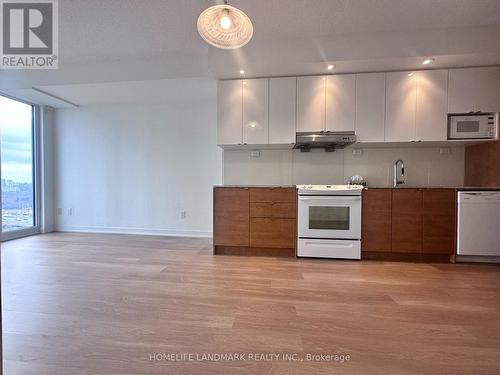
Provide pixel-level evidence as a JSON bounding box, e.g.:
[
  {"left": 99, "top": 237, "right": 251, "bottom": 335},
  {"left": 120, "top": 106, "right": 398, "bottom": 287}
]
[{"left": 197, "top": 0, "right": 253, "bottom": 50}]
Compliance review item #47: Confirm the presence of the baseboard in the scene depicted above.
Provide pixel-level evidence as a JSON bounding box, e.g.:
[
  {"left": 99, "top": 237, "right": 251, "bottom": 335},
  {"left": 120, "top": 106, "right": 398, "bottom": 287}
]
[
  {"left": 214, "top": 246, "right": 295, "bottom": 257},
  {"left": 55, "top": 225, "right": 212, "bottom": 238},
  {"left": 456, "top": 255, "right": 500, "bottom": 264},
  {"left": 41, "top": 225, "right": 55, "bottom": 234},
  {"left": 362, "top": 251, "right": 452, "bottom": 263}
]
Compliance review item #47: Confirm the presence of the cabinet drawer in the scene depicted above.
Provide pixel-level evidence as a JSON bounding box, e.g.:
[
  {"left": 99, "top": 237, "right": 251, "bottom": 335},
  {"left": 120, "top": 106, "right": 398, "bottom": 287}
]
[
  {"left": 250, "top": 202, "right": 296, "bottom": 218},
  {"left": 250, "top": 218, "right": 296, "bottom": 248},
  {"left": 249, "top": 188, "right": 296, "bottom": 203}
]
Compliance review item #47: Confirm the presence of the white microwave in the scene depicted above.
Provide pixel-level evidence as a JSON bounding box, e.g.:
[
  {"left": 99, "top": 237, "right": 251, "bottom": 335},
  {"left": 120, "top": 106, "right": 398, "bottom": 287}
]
[{"left": 448, "top": 113, "right": 498, "bottom": 140}]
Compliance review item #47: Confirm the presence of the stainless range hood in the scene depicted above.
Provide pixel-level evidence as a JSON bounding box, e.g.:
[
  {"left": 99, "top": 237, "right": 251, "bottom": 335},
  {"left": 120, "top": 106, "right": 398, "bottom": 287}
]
[{"left": 294, "top": 131, "right": 357, "bottom": 152}]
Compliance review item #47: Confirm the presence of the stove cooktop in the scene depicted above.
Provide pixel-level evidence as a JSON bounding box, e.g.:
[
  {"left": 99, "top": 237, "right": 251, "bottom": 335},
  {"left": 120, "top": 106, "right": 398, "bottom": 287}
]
[
  {"left": 297, "top": 184, "right": 364, "bottom": 195},
  {"left": 297, "top": 184, "right": 364, "bottom": 190}
]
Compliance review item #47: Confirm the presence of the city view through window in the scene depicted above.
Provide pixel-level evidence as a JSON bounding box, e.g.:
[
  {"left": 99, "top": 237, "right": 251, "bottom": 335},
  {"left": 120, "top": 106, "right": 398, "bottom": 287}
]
[{"left": 0, "top": 95, "right": 35, "bottom": 232}]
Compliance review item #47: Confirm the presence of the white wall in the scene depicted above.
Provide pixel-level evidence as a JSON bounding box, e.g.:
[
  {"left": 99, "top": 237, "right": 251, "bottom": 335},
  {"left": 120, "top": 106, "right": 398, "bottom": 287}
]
[
  {"left": 53, "top": 100, "right": 222, "bottom": 237},
  {"left": 223, "top": 146, "right": 465, "bottom": 187}
]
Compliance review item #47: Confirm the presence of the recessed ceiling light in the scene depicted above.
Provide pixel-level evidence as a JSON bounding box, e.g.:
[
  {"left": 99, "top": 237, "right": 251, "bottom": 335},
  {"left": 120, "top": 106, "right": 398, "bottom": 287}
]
[
  {"left": 197, "top": 1, "right": 253, "bottom": 50},
  {"left": 327, "top": 64, "right": 334, "bottom": 71},
  {"left": 422, "top": 58, "right": 434, "bottom": 65},
  {"left": 239, "top": 69, "right": 245, "bottom": 75},
  {"left": 408, "top": 72, "right": 414, "bottom": 77}
]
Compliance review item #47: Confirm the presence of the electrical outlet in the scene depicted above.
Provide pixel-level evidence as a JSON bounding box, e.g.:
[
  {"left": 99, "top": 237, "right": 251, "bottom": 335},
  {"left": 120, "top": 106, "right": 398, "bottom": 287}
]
[
  {"left": 180, "top": 211, "right": 187, "bottom": 219},
  {"left": 352, "top": 149, "right": 363, "bottom": 156},
  {"left": 439, "top": 148, "right": 450, "bottom": 155},
  {"left": 250, "top": 151, "right": 261, "bottom": 158}
]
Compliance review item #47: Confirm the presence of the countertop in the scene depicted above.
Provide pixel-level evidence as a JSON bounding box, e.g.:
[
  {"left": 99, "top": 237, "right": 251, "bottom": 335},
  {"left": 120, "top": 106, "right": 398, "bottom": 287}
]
[
  {"left": 367, "top": 186, "right": 500, "bottom": 191},
  {"left": 456, "top": 187, "right": 500, "bottom": 191},
  {"left": 365, "top": 186, "right": 455, "bottom": 189},
  {"left": 215, "top": 185, "right": 500, "bottom": 191},
  {"left": 214, "top": 185, "right": 297, "bottom": 188}
]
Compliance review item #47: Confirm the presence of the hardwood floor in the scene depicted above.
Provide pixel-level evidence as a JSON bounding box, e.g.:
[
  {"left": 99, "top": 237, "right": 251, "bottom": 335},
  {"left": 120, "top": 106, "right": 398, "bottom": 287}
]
[{"left": 2, "top": 233, "right": 500, "bottom": 374}]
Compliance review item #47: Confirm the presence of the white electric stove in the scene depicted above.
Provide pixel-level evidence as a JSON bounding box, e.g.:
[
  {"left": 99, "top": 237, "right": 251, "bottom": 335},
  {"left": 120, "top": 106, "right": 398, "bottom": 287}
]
[{"left": 296, "top": 184, "right": 364, "bottom": 259}]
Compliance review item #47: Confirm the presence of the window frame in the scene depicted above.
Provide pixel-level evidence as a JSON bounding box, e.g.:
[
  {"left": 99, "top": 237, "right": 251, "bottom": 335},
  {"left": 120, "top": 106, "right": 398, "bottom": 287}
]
[{"left": 0, "top": 94, "right": 41, "bottom": 242}]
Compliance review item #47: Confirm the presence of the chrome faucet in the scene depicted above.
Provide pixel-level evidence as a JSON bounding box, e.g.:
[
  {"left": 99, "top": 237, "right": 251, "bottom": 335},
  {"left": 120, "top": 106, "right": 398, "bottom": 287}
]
[{"left": 393, "top": 159, "right": 405, "bottom": 188}]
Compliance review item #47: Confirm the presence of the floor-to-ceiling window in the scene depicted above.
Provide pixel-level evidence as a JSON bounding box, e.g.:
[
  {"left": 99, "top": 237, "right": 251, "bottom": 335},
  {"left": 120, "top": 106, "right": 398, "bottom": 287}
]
[{"left": 0, "top": 94, "right": 40, "bottom": 240}]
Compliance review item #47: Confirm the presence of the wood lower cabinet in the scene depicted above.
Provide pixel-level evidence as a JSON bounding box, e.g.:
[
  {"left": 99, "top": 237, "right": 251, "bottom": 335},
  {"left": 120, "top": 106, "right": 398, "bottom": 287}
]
[
  {"left": 215, "top": 187, "right": 456, "bottom": 260},
  {"left": 250, "top": 202, "right": 296, "bottom": 218},
  {"left": 422, "top": 190, "right": 456, "bottom": 254},
  {"left": 362, "top": 188, "right": 456, "bottom": 261},
  {"left": 213, "top": 188, "right": 249, "bottom": 247},
  {"left": 392, "top": 189, "right": 423, "bottom": 252},
  {"left": 214, "top": 187, "right": 296, "bottom": 257},
  {"left": 362, "top": 189, "right": 392, "bottom": 252}
]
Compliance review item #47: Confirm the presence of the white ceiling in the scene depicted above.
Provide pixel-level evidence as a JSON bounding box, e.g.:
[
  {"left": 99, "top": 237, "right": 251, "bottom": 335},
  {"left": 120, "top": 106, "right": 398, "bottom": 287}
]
[
  {"left": 1, "top": 0, "right": 500, "bottom": 106},
  {"left": 57, "top": 0, "right": 500, "bottom": 63},
  {"left": 7, "top": 78, "right": 216, "bottom": 108}
]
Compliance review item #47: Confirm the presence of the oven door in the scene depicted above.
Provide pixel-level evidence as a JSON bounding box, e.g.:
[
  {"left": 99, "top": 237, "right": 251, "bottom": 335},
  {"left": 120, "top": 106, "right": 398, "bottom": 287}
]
[{"left": 298, "top": 195, "right": 361, "bottom": 239}]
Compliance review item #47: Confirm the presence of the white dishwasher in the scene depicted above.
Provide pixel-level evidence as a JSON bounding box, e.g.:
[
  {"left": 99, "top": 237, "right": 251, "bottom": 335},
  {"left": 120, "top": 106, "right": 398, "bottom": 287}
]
[{"left": 457, "top": 191, "right": 500, "bottom": 262}]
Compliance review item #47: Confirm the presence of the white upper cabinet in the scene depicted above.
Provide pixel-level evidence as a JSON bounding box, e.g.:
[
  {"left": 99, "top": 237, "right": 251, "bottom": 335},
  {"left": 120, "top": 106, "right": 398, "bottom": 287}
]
[
  {"left": 385, "top": 71, "right": 417, "bottom": 142},
  {"left": 218, "top": 79, "right": 269, "bottom": 146},
  {"left": 269, "top": 77, "right": 296, "bottom": 144},
  {"left": 217, "top": 66, "right": 492, "bottom": 148},
  {"left": 297, "top": 76, "right": 326, "bottom": 132},
  {"left": 448, "top": 68, "right": 476, "bottom": 113},
  {"left": 448, "top": 67, "right": 500, "bottom": 113},
  {"left": 242, "top": 79, "right": 269, "bottom": 145},
  {"left": 386, "top": 70, "right": 449, "bottom": 143},
  {"left": 355, "top": 73, "right": 385, "bottom": 142},
  {"left": 217, "top": 80, "right": 242, "bottom": 145},
  {"left": 326, "top": 74, "right": 356, "bottom": 132},
  {"left": 415, "top": 70, "right": 448, "bottom": 141},
  {"left": 474, "top": 67, "right": 500, "bottom": 112}
]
